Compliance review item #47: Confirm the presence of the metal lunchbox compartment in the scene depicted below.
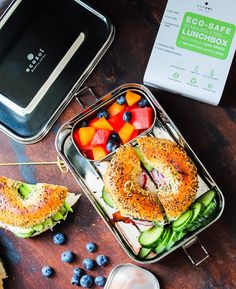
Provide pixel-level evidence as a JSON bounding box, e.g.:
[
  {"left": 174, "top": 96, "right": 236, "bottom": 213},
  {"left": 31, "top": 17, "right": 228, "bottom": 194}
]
[
  {"left": 71, "top": 87, "right": 156, "bottom": 161},
  {"left": 55, "top": 83, "right": 225, "bottom": 265},
  {"left": 0, "top": 0, "right": 115, "bottom": 144}
]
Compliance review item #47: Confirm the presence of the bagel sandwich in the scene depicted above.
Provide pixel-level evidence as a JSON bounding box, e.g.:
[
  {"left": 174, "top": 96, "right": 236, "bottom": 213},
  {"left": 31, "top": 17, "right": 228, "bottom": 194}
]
[
  {"left": 0, "top": 176, "right": 80, "bottom": 238},
  {"left": 136, "top": 137, "right": 198, "bottom": 220},
  {"left": 0, "top": 258, "right": 7, "bottom": 289},
  {"left": 104, "top": 145, "right": 165, "bottom": 223}
]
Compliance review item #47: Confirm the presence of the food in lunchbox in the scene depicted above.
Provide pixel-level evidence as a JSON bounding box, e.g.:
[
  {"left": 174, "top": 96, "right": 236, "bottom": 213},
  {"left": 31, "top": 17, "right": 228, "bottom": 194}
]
[
  {"left": 137, "top": 137, "right": 198, "bottom": 220},
  {"left": 103, "top": 136, "right": 198, "bottom": 222},
  {"left": 103, "top": 144, "right": 165, "bottom": 223},
  {"left": 0, "top": 176, "right": 80, "bottom": 238},
  {"left": 101, "top": 136, "right": 218, "bottom": 259},
  {"left": 73, "top": 91, "right": 154, "bottom": 160}
]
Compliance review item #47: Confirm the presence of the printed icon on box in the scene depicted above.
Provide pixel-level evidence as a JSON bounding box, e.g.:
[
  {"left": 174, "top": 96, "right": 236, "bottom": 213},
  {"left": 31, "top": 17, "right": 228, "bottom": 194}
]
[
  {"left": 208, "top": 83, "right": 213, "bottom": 89},
  {"left": 173, "top": 72, "right": 179, "bottom": 79},
  {"left": 210, "top": 69, "right": 215, "bottom": 77},
  {"left": 190, "top": 77, "right": 197, "bottom": 85}
]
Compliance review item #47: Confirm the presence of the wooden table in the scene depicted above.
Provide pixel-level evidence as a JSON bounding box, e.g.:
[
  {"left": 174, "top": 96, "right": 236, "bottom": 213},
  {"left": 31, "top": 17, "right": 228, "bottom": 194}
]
[{"left": 0, "top": 1, "right": 236, "bottom": 288}]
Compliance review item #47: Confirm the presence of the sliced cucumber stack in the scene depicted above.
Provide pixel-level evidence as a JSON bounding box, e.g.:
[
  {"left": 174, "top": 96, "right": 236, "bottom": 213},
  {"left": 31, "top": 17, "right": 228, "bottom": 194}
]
[
  {"left": 172, "top": 209, "right": 193, "bottom": 232},
  {"left": 154, "top": 228, "right": 172, "bottom": 254},
  {"left": 198, "top": 190, "right": 216, "bottom": 207},
  {"left": 138, "top": 247, "right": 152, "bottom": 259},
  {"left": 102, "top": 186, "right": 115, "bottom": 208},
  {"left": 138, "top": 226, "right": 164, "bottom": 248}
]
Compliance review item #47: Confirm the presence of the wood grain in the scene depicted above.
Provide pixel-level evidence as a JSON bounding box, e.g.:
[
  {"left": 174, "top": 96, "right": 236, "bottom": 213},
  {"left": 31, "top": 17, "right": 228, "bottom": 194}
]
[{"left": 0, "top": 1, "right": 236, "bottom": 288}]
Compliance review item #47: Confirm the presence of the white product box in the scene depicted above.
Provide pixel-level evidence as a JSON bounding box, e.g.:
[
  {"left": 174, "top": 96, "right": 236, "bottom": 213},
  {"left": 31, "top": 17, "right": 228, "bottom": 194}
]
[{"left": 144, "top": 0, "right": 236, "bottom": 105}]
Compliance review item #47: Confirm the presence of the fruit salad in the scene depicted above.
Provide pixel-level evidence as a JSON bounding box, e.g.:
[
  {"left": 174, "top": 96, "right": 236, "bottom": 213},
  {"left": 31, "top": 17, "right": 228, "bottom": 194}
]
[{"left": 73, "top": 91, "right": 154, "bottom": 160}]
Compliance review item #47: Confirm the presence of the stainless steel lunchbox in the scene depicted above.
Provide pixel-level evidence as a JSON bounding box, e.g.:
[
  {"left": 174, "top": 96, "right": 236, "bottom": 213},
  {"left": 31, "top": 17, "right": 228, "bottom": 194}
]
[{"left": 55, "top": 83, "right": 225, "bottom": 265}]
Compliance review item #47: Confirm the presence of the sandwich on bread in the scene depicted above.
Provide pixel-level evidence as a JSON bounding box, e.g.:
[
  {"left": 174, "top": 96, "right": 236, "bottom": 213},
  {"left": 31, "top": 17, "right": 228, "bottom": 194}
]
[
  {"left": 104, "top": 137, "right": 198, "bottom": 222},
  {"left": 0, "top": 176, "right": 80, "bottom": 238}
]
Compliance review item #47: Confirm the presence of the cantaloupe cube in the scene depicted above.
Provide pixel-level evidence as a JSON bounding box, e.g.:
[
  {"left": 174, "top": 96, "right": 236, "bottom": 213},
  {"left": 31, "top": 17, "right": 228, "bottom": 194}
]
[
  {"left": 107, "top": 102, "right": 126, "bottom": 117},
  {"left": 90, "top": 117, "right": 114, "bottom": 130},
  {"left": 125, "top": 91, "right": 141, "bottom": 106},
  {"left": 118, "top": 123, "right": 135, "bottom": 144},
  {"left": 78, "top": 127, "right": 96, "bottom": 146},
  {"left": 92, "top": 146, "right": 107, "bottom": 160}
]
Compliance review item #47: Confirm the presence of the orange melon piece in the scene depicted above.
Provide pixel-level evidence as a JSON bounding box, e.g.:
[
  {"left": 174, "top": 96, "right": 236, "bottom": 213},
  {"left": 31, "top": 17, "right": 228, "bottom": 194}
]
[
  {"left": 92, "top": 146, "right": 107, "bottom": 160},
  {"left": 107, "top": 102, "right": 126, "bottom": 117},
  {"left": 78, "top": 127, "right": 96, "bottom": 146},
  {"left": 90, "top": 117, "right": 114, "bottom": 130},
  {"left": 118, "top": 123, "right": 135, "bottom": 144},
  {"left": 125, "top": 91, "right": 141, "bottom": 106}
]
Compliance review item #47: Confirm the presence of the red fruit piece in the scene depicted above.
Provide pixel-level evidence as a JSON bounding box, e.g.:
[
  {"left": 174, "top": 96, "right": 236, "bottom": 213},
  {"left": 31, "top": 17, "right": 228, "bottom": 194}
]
[
  {"left": 91, "top": 129, "right": 111, "bottom": 147},
  {"left": 131, "top": 107, "right": 153, "bottom": 130}
]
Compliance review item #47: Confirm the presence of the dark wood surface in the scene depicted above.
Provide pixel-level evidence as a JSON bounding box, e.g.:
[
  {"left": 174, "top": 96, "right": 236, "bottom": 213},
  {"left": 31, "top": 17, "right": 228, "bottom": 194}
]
[{"left": 0, "top": 1, "right": 236, "bottom": 288}]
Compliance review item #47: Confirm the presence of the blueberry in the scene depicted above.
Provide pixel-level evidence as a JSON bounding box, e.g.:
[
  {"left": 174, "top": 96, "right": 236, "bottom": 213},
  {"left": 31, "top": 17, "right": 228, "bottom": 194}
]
[
  {"left": 97, "top": 110, "right": 109, "bottom": 119},
  {"left": 80, "top": 275, "right": 93, "bottom": 288},
  {"left": 116, "top": 95, "right": 126, "bottom": 105},
  {"left": 82, "top": 258, "right": 95, "bottom": 270},
  {"left": 71, "top": 276, "right": 80, "bottom": 286},
  {"left": 80, "top": 120, "right": 88, "bottom": 127},
  {"left": 41, "top": 266, "right": 54, "bottom": 278},
  {"left": 96, "top": 255, "right": 109, "bottom": 266},
  {"left": 61, "top": 251, "right": 74, "bottom": 263},
  {"left": 138, "top": 98, "right": 149, "bottom": 107},
  {"left": 106, "top": 139, "right": 119, "bottom": 153},
  {"left": 110, "top": 132, "right": 120, "bottom": 142},
  {"left": 73, "top": 267, "right": 84, "bottom": 278},
  {"left": 53, "top": 233, "right": 66, "bottom": 245},
  {"left": 95, "top": 276, "right": 107, "bottom": 287},
  {"left": 85, "top": 242, "right": 97, "bottom": 252},
  {"left": 123, "top": 111, "right": 132, "bottom": 122}
]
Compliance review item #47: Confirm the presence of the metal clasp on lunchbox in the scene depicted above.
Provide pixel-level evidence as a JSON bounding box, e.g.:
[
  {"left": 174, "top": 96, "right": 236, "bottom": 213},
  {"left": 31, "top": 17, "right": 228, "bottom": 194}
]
[
  {"left": 182, "top": 236, "right": 209, "bottom": 266},
  {"left": 74, "top": 86, "right": 98, "bottom": 109}
]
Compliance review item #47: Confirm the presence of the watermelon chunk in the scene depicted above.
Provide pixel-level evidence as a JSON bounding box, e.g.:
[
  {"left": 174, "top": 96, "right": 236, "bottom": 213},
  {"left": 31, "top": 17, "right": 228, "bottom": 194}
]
[
  {"left": 91, "top": 129, "right": 111, "bottom": 147},
  {"left": 131, "top": 107, "right": 153, "bottom": 130}
]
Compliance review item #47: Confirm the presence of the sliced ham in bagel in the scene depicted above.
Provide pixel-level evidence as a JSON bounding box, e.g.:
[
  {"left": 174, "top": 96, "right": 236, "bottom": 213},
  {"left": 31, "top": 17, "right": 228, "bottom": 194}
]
[
  {"left": 137, "top": 137, "right": 198, "bottom": 220},
  {"left": 104, "top": 145, "right": 165, "bottom": 223}
]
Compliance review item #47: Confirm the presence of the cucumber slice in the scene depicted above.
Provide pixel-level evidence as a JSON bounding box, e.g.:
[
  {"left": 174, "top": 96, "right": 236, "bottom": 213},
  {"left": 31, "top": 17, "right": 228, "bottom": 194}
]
[
  {"left": 42, "top": 218, "right": 54, "bottom": 229},
  {"left": 172, "top": 210, "right": 193, "bottom": 232},
  {"left": 138, "top": 226, "right": 164, "bottom": 248},
  {"left": 53, "top": 211, "right": 64, "bottom": 221},
  {"left": 185, "top": 202, "right": 203, "bottom": 230},
  {"left": 203, "top": 199, "right": 217, "bottom": 220},
  {"left": 13, "top": 231, "right": 34, "bottom": 238},
  {"left": 102, "top": 186, "right": 115, "bottom": 208},
  {"left": 166, "top": 230, "right": 179, "bottom": 250},
  {"left": 32, "top": 223, "right": 44, "bottom": 232},
  {"left": 64, "top": 202, "right": 73, "bottom": 212},
  {"left": 134, "top": 147, "right": 153, "bottom": 172},
  {"left": 138, "top": 247, "right": 152, "bottom": 259},
  {"left": 199, "top": 190, "right": 216, "bottom": 207},
  {"left": 18, "top": 183, "right": 36, "bottom": 199},
  {"left": 155, "top": 228, "right": 172, "bottom": 254}
]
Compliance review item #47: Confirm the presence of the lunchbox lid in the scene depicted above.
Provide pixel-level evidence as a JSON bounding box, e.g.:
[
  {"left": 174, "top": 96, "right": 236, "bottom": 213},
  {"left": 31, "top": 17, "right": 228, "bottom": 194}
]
[
  {"left": 0, "top": 0, "right": 115, "bottom": 144},
  {"left": 104, "top": 263, "right": 160, "bottom": 289}
]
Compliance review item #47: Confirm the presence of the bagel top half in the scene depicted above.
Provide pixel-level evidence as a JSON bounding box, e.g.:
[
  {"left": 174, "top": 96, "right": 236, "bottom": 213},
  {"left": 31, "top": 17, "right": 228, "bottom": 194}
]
[
  {"left": 0, "top": 176, "right": 68, "bottom": 228},
  {"left": 137, "top": 137, "right": 198, "bottom": 220},
  {"left": 104, "top": 145, "right": 164, "bottom": 222}
]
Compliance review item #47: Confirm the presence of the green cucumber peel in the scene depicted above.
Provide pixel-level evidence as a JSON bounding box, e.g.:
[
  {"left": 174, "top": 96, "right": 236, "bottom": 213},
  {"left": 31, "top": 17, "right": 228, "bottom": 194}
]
[
  {"left": 64, "top": 201, "right": 73, "bottom": 213},
  {"left": 18, "top": 183, "right": 36, "bottom": 199},
  {"left": 134, "top": 146, "right": 153, "bottom": 172}
]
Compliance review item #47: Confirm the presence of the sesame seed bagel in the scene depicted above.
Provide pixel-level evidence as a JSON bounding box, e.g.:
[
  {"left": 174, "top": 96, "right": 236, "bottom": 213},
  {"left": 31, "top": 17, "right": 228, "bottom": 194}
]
[
  {"left": 104, "top": 145, "right": 164, "bottom": 222},
  {"left": 137, "top": 137, "right": 198, "bottom": 220},
  {"left": 0, "top": 176, "right": 68, "bottom": 228}
]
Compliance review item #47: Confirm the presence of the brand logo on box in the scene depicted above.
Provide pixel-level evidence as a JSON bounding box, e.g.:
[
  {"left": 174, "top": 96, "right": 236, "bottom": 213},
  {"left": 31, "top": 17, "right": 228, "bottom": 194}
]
[
  {"left": 197, "top": 2, "right": 212, "bottom": 11},
  {"left": 25, "top": 48, "right": 46, "bottom": 73}
]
